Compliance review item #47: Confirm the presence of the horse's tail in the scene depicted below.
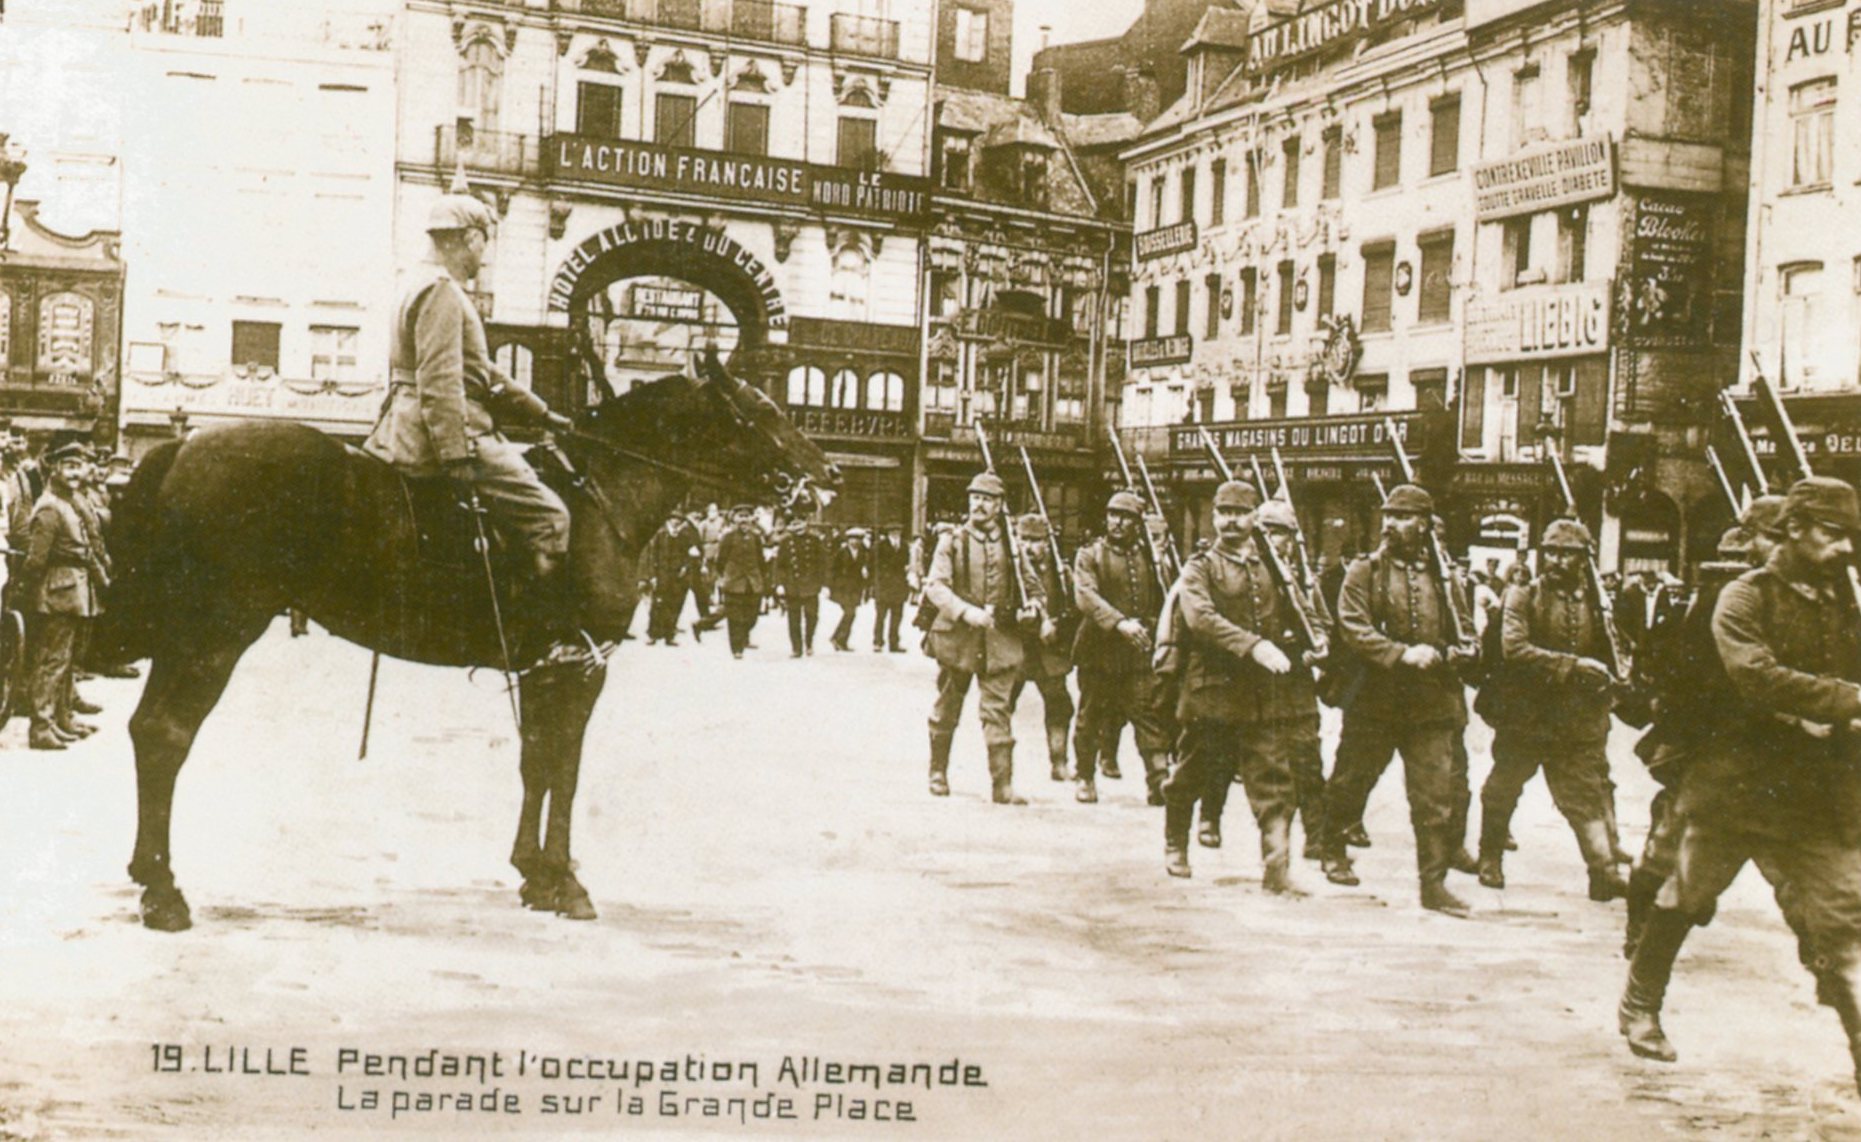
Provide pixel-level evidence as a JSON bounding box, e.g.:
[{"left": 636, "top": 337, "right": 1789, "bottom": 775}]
[{"left": 92, "top": 439, "right": 186, "bottom": 664}]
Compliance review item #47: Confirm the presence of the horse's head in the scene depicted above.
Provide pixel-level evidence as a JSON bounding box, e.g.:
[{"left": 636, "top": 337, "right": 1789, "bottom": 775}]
[{"left": 575, "top": 347, "right": 842, "bottom": 511}]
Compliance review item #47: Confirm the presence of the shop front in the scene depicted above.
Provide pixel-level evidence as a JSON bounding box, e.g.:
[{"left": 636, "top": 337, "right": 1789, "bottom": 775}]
[
  {"left": 2, "top": 202, "right": 125, "bottom": 447},
  {"left": 923, "top": 420, "right": 1104, "bottom": 552}
]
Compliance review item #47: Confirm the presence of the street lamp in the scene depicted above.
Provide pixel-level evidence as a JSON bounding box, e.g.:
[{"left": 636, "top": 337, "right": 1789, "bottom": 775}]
[{"left": 0, "top": 133, "right": 28, "bottom": 253}]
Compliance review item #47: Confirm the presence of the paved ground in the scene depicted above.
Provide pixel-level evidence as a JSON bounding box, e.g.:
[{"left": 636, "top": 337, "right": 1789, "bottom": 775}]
[{"left": 3, "top": 608, "right": 1861, "bottom": 1140}]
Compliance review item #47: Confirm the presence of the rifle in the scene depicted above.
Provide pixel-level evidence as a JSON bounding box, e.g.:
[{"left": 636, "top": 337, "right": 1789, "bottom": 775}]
[
  {"left": 1370, "top": 471, "right": 1389, "bottom": 501},
  {"left": 1704, "top": 445, "right": 1743, "bottom": 515},
  {"left": 1019, "top": 444, "right": 1079, "bottom": 641},
  {"left": 1721, "top": 383, "right": 1771, "bottom": 497},
  {"left": 1195, "top": 427, "right": 1323, "bottom": 658},
  {"left": 973, "top": 422, "right": 1035, "bottom": 615},
  {"left": 1107, "top": 424, "right": 1136, "bottom": 489},
  {"left": 1744, "top": 363, "right": 1861, "bottom": 617},
  {"left": 1134, "top": 452, "right": 1184, "bottom": 581},
  {"left": 1384, "top": 416, "right": 1468, "bottom": 648},
  {"left": 1270, "top": 446, "right": 1317, "bottom": 591},
  {"left": 1545, "top": 449, "right": 1632, "bottom": 683}
]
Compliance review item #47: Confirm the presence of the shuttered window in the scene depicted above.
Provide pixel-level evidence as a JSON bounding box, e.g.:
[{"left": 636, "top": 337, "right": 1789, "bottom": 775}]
[
  {"left": 1429, "top": 95, "right": 1460, "bottom": 177},
  {"left": 1461, "top": 368, "right": 1486, "bottom": 449},
  {"left": 1418, "top": 231, "right": 1455, "bottom": 324},
  {"left": 1361, "top": 244, "right": 1395, "bottom": 332},
  {"left": 1373, "top": 111, "right": 1402, "bottom": 190}
]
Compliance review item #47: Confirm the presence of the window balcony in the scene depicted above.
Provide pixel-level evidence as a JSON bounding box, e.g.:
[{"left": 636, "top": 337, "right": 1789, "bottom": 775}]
[
  {"left": 554, "top": 0, "right": 805, "bottom": 48},
  {"left": 830, "top": 12, "right": 899, "bottom": 59},
  {"left": 435, "top": 125, "right": 539, "bottom": 180}
]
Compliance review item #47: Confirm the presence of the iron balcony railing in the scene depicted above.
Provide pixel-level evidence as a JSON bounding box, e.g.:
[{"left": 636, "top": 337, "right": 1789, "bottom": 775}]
[
  {"left": 830, "top": 12, "right": 899, "bottom": 59},
  {"left": 435, "top": 125, "right": 538, "bottom": 179},
  {"left": 553, "top": 0, "right": 805, "bottom": 47}
]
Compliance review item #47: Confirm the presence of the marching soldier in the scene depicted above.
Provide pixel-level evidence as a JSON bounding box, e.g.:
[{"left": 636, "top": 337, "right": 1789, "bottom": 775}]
[
  {"left": 923, "top": 471, "right": 1032, "bottom": 805},
  {"left": 21, "top": 442, "right": 107, "bottom": 750},
  {"left": 773, "top": 517, "right": 828, "bottom": 657},
  {"left": 1162, "top": 482, "right": 1322, "bottom": 894},
  {"left": 1620, "top": 478, "right": 1861, "bottom": 1093},
  {"left": 1011, "top": 513, "right": 1077, "bottom": 784},
  {"left": 1475, "top": 518, "right": 1628, "bottom": 900},
  {"left": 1072, "top": 490, "right": 1174, "bottom": 805},
  {"left": 1320, "top": 484, "right": 1479, "bottom": 918},
  {"left": 714, "top": 505, "right": 768, "bottom": 660}
]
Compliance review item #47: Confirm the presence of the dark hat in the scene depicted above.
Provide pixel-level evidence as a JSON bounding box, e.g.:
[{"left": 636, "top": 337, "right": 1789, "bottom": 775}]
[
  {"left": 1542, "top": 518, "right": 1593, "bottom": 550},
  {"left": 732, "top": 503, "right": 757, "bottom": 515},
  {"left": 1016, "top": 513, "right": 1049, "bottom": 541},
  {"left": 1213, "top": 480, "right": 1261, "bottom": 511},
  {"left": 1784, "top": 476, "right": 1861, "bottom": 534},
  {"left": 45, "top": 441, "right": 88, "bottom": 465},
  {"left": 1106, "top": 489, "right": 1145, "bottom": 516},
  {"left": 1382, "top": 483, "right": 1434, "bottom": 516},
  {"left": 967, "top": 470, "right": 1006, "bottom": 498},
  {"left": 1740, "top": 494, "right": 1787, "bottom": 537},
  {"left": 1256, "top": 499, "right": 1298, "bottom": 530}
]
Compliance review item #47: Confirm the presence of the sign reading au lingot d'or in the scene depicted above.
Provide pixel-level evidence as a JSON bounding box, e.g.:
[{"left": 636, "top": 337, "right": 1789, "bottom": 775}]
[
  {"left": 548, "top": 134, "right": 932, "bottom": 225},
  {"left": 1464, "top": 280, "right": 1611, "bottom": 364},
  {"left": 1247, "top": 0, "right": 1446, "bottom": 73},
  {"left": 1473, "top": 136, "right": 1616, "bottom": 221}
]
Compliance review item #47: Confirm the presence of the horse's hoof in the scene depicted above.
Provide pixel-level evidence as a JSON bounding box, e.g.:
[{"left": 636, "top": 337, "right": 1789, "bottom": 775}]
[
  {"left": 140, "top": 885, "right": 192, "bottom": 932},
  {"left": 519, "top": 877, "right": 559, "bottom": 912},
  {"left": 554, "top": 878, "right": 597, "bottom": 921}
]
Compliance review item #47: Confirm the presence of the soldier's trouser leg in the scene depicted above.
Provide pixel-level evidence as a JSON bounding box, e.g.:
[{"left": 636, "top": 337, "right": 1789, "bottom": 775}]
[
  {"left": 1323, "top": 716, "right": 1398, "bottom": 859},
  {"left": 1480, "top": 735, "right": 1541, "bottom": 861},
  {"left": 1200, "top": 763, "right": 1232, "bottom": 843},
  {"left": 1627, "top": 785, "right": 1687, "bottom": 958},
  {"left": 1620, "top": 905, "right": 1693, "bottom": 1061},
  {"left": 1163, "top": 722, "right": 1240, "bottom": 875},
  {"left": 1394, "top": 723, "right": 1466, "bottom": 911},
  {"left": 29, "top": 613, "right": 77, "bottom": 734},
  {"left": 1288, "top": 725, "right": 1327, "bottom": 858},
  {"left": 467, "top": 437, "right": 572, "bottom": 560},
  {"left": 1128, "top": 671, "right": 1174, "bottom": 804},
  {"left": 1036, "top": 675, "right": 1074, "bottom": 780},
  {"left": 1235, "top": 722, "right": 1304, "bottom": 891},
  {"left": 928, "top": 667, "right": 974, "bottom": 795},
  {"left": 1071, "top": 671, "right": 1108, "bottom": 784},
  {"left": 1448, "top": 732, "right": 1474, "bottom": 859},
  {"left": 971, "top": 668, "right": 1020, "bottom": 802},
  {"left": 1540, "top": 739, "right": 1625, "bottom": 899}
]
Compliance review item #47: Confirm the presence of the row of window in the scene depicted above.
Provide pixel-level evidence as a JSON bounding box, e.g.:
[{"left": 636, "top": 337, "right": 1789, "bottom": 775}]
[
  {"left": 573, "top": 81, "right": 882, "bottom": 168},
  {"left": 785, "top": 365, "right": 906, "bottom": 413},
  {"left": 142, "top": 320, "right": 361, "bottom": 381}
]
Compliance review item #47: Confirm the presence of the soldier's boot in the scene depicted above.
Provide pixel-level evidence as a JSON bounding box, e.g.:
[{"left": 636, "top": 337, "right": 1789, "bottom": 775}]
[
  {"left": 1343, "top": 823, "right": 1372, "bottom": 849},
  {"left": 1579, "top": 819, "right": 1631, "bottom": 902},
  {"left": 1046, "top": 723, "right": 1071, "bottom": 783},
  {"left": 1142, "top": 752, "right": 1169, "bottom": 807},
  {"left": 1198, "top": 774, "right": 1227, "bottom": 848},
  {"left": 1297, "top": 779, "right": 1328, "bottom": 861},
  {"left": 1623, "top": 864, "right": 1666, "bottom": 961},
  {"left": 1099, "top": 726, "right": 1123, "bottom": 780},
  {"left": 1163, "top": 800, "right": 1193, "bottom": 879},
  {"left": 1417, "top": 829, "right": 1473, "bottom": 919},
  {"left": 1814, "top": 958, "right": 1861, "bottom": 1097},
  {"left": 1321, "top": 833, "right": 1360, "bottom": 886},
  {"left": 988, "top": 743, "right": 1026, "bottom": 806},
  {"left": 927, "top": 731, "right": 953, "bottom": 798},
  {"left": 1446, "top": 787, "right": 1478, "bottom": 875},
  {"left": 1477, "top": 807, "right": 1513, "bottom": 890},
  {"left": 1602, "top": 785, "right": 1633, "bottom": 864},
  {"left": 1618, "top": 908, "right": 1690, "bottom": 1063},
  {"left": 28, "top": 722, "right": 67, "bottom": 751},
  {"left": 1260, "top": 812, "right": 1306, "bottom": 897}
]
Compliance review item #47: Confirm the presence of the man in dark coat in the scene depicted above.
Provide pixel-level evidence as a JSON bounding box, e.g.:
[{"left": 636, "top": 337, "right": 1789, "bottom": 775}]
[
  {"left": 924, "top": 471, "right": 1031, "bottom": 805},
  {"left": 773, "top": 517, "right": 828, "bottom": 657},
  {"left": 869, "top": 525, "right": 911, "bottom": 652},
  {"left": 20, "top": 442, "right": 107, "bottom": 750},
  {"left": 1320, "top": 484, "right": 1478, "bottom": 917},
  {"left": 714, "top": 505, "right": 768, "bottom": 659},
  {"left": 1163, "top": 482, "right": 1323, "bottom": 892},
  {"left": 827, "top": 529, "right": 868, "bottom": 651},
  {"left": 1476, "top": 518, "right": 1626, "bottom": 899},
  {"left": 1621, "top": 478, "right": 1861, "bottom": 1093},
  {"left": 641, "top": 515, "right": 703, "bottom": 646},
  {"left": 1072, "top": 490, "right": 1172, "bottom": 805}
]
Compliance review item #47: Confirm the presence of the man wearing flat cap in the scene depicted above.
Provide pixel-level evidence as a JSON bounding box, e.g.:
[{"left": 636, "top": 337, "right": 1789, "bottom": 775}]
[
  {"left": 20, "top": 442, "right": 108, "bottom": 750},
  {"left": 1161, "top": 481, "right": 1325, "bottom": 892},
  {"left": 1622, "top": 477, "right": 1861, "bottom": 1090},
  {"left": 363, "top": 184, "right": 578, "bottom": 664},
  {"left": 1475, "top": 517, "right": 1627, "bottom": 901},
  {"left": 1623, "top": 494, "right": 1784, "bottom": 960},
  {"left": 1010, "top": 512, "right": 1078, "bottom": 784},
  {"left": 1072, "top": 488, "right": 1175, "bottom": 805},
  {"left": 1321, "top": 482, "right": 1479, "bottom": 917},
  {"left": 923, "top": 470, "right": 1033, "bottom": 804}
]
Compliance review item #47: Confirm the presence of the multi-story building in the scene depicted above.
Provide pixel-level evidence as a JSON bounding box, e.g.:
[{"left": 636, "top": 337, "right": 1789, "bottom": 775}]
[
  {"left": 1737, "top": 0, "right": 1861, "bottom": 489},
  {"left": 917, "top": 0, "right": 1129, "bottom": 536},
  {"left": 1118, "top": 0, "right": 1754, "bottom": 575},
  {"left": 400, "top": 0, "right": 935, "bottom": 526}
]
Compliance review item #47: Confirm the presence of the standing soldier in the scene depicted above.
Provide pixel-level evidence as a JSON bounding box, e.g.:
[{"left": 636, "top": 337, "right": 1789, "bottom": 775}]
[
  {"left": 827, "top": 528, "right": 868, "bottom": 652},
  {"left": 1011, "top": 513, "right": 1076, "bottom": 784},
  {"left": 1163, "top": 482, "right": 1321, "bottom": 893},
  {"left": 20, "top": 442, "right": 105, "bottom": 750},
  {"left": 1620, "top": 478, "right": 1861, "bottom": 1092},
  {"left": 923, "top": 471, "right": 1030, "bottom": 805},
  {"left": 1072, "top": 490, "right": 1172, "bottom": 805},
  {"left": 869, "top": 525, "right": 911, "bottom": 652},
  {"left": 714, "top": 505, "right": 767, "bottom": 660},
  {"left": 773, "top": 517, "right": 828, "bottom": 658},
  {"left": 1475, "top": 518, "right": 1628, "bottom": 900},
  {"left": 1320, "top": 484, "right": 1479, "bottom": 917}
]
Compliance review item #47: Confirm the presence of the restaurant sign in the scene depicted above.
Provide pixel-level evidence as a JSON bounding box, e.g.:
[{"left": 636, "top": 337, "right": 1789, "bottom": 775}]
[
  {"left": 1472, "top": 136, "right": 1616, "bottom": 222},
  {"left": 547, "top": 134, "right": 932, "bottom": 225}
]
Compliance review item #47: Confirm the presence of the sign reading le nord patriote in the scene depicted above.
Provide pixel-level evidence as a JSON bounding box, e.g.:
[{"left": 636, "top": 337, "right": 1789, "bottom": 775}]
[{"left": 548, "top": 134, "right": 932, "bottom": 225}]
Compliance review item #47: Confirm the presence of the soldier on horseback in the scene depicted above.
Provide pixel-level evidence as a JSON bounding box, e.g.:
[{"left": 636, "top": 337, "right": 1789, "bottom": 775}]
[{"left": 362, "top": 189, "right": 577, "bottom": 662}]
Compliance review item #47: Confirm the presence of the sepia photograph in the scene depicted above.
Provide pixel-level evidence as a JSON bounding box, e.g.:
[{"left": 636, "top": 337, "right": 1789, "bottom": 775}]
[{"left": 2, "top": 0, "right": 1858, "bottom": 1136}]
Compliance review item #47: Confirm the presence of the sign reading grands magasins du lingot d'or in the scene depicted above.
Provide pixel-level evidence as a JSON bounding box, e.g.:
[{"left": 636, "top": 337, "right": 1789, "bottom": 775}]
[{"left": 547, "top": 135, "right": 932, "bottom": 225}]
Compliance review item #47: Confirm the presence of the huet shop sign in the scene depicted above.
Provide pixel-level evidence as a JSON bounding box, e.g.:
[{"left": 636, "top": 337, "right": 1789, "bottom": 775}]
[{"left": 548, "top": 134, "right": 932, "bottom": 225}]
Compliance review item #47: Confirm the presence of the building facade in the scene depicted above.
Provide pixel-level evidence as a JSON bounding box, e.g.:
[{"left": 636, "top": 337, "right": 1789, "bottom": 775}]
[
  {"left": 400, "top": 0, "right": 934, "bottom": 526},
  {"left": 1118, "top": 0, "right": 1754, "bottom": 575}
]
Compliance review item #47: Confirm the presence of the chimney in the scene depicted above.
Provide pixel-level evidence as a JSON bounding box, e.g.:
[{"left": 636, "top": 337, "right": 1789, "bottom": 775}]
[
  {"left": 1028, "top": 66, "right": 1063, "bottom": 127},
  {"left": 1039, "top": 24, "right": 1051, "bottom": 51},
  {"left": 1123, "top": 67, "right": 1161, "bottom": 123}
]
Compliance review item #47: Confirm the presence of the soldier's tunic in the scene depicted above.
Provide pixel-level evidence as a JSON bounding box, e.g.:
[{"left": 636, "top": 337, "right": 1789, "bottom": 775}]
[
  {"left": 1072, "top": 535, "right": 1172, "bottom": 782},
  {"left": 1165, "top": 542, "right": 1323, "bottom": 844},
  {"left": 1664, "top": 553, "right": 1861, "bottom": 973},
  {"left": 1323, "top": 548, "right": 1474, "bottom": 876},
  {"left": 1011, "top": 546, "right": 1076, "bottom": 769},
  {"left": 774, "top": 528, "right": 828, "bottom": 655},
  {"left": 1479, "top": 576, "right": 1615, "bottom": 862},
  {"left": 22, "top": 488, "right": 104, "bottom": 733},
  {"left": 715, "top": 525, "right": 768, "bottom": 655},
  {"left": 924, "top": 520, "right": 1024, "bottom": 750}
]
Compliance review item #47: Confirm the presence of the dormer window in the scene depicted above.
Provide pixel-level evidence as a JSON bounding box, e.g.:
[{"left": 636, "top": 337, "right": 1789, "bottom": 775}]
[
  {"left": 1019, "top": 150, "right": 1048, "bottom": 208},
  {"left": 938, "top": 132, "right": 974, "bottom": 191}
]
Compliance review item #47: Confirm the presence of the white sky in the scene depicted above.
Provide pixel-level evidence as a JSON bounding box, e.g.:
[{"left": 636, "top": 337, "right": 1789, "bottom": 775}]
[{"left": 1009, "top": 0, "right": 1150, "bottom": 94}]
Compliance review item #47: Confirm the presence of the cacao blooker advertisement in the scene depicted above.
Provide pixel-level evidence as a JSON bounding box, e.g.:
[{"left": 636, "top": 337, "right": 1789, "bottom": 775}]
[{"left": 1623, "top": 192, "right": 1715, "bottom": 350}]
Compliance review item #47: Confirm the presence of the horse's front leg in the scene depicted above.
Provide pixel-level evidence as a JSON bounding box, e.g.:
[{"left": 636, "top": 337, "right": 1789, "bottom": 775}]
[
  {"left": 516, "top": 663, "right": 606, "bottom": 920},
  {"left": 510, "top": 720, "right": 551, "bottom": 910}
]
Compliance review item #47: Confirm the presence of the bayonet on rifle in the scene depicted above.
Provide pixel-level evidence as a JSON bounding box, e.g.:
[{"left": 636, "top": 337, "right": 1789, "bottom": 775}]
[
  {"left": 1383, "top": 416, "right": 1467, "bottom": 648},
  {"left": 1195, "top": 427, "right": 1322, "bottom": 658},
  {"left": 1545, "top": 449, "right": 1631, "bottom": 682},
  {"left": 973, "top": 422, "right": 1036, "bottom": 614}
]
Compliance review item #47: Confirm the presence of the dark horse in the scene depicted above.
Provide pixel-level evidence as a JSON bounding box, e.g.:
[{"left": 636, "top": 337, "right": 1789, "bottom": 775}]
[{"left": 94, "top": 353, "right": 840, "bottom": 931}]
